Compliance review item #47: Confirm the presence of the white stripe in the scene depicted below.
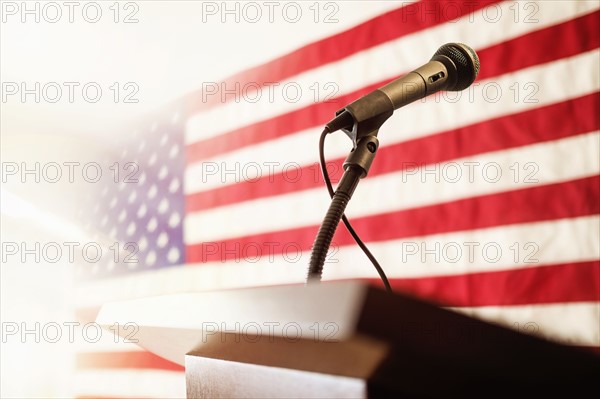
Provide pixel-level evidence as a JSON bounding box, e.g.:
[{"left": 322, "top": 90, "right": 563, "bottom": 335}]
[
  {"left": 185, "top": 1, "right": 598, "bottom": 144},
  {"left": 78, "top": 216, "right": 598, "bottom": 307},
  {"left": 452, "top": 302, "right": 600, "bottom": 347},
  {"left": 323, "top": 215, "right": 599, "bottom": 279},
  {"left": 184, "top": 131, "right": 599, "bottom": 244},
  {"left": 73, "top": 369, "right": 185, "bottom": 398},
  {"left": 185, "top": 49, "right": 600, "bottom": 194}
]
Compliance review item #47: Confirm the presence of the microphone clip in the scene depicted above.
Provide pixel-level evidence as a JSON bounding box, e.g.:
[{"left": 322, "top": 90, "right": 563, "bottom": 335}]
[
  {"left": 343, "top": 134, "right": 379, "bottom": 178},
  {"left": 326, "top": 90, "right": 393, "bottom": 148}
]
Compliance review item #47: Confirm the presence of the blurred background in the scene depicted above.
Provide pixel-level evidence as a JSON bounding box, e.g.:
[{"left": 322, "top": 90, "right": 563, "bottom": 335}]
[{"left": 1, "top": 1, "right": 599, "bottom": 398}]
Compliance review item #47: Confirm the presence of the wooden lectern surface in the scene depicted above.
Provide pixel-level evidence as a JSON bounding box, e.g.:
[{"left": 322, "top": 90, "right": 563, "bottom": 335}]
[
  {"left": 97, "top": 281, "right": 600, "bottom": 398},
  {"left": 96, "top": 281, "right": 370, "bottom": 366}
]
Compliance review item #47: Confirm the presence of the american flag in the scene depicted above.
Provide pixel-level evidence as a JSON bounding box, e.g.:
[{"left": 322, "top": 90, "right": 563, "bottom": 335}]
[{"left": 73, "top": 1, "right": 599, "bottom": 397}]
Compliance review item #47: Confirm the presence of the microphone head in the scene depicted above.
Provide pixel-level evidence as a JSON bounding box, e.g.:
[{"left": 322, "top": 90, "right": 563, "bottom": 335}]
[{"left": 432, "top": 43, "right": 480, "bottom": 91}]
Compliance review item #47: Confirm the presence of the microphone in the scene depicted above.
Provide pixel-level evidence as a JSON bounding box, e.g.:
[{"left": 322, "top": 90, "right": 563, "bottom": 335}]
[
  {"left": 327, "top": 43, "right": 480, "bottom": 144},
  {"left": 307, "top": 43, "right": 480, "bottom": 285}
]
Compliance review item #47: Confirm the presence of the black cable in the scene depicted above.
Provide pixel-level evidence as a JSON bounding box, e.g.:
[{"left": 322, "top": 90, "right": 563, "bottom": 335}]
[{"left": 318, "top": 128, "right": 392, "bottom": 293}]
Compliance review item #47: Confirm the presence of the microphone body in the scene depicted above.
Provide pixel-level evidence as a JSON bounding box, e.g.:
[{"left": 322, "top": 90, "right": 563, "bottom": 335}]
[{"left": 328, "top": 43, "right": 480, "bottom": 145}]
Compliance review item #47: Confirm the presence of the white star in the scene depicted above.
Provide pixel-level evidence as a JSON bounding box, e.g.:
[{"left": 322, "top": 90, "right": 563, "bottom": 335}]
[
  {"left": 157, "top": 232, "right": 168, "bottom": 248},
  {"left": 147, "top": 184, "right": 157, "bottom": 199},
  {"left": 168, "top": 211, "right": 181, "bottom": 228},
  {"left": 126, "top": 222, "right": 136, "bottom": 236},
  {"left": 169, "top": 144, "right": 179, "bottom": 159},
  {"left": 147, "top": 217, "right": 157, "bottom": 233},
  {"left": 137, "top": 203, "right": 147, "bottom": 218},
  {"left": 167, "top": 247, "right": 180, "bottom": 263},
  {"left": 158, "top": 198, "right": 169, "bottom": 214},
  {"left": 169, "top": 178, "right": 180, "bottom": 193},
  {"left": 158, "top": 165, "right": 169, "bottom": 180},
  {"left": 145, "top": 251, "right": 157, "bottom": 266}
]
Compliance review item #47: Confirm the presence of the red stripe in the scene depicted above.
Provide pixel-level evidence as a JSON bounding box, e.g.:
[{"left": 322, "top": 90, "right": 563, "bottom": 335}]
[
  {"left": 185, "top": 10, "right": 600, "bottom": 162},
  {"left": 77, "top": 351, "right": 184, "bottom": 372},
  {"left": 476, "top": 8, "right": 599, "bottom": 81},
  {"left": 375, "top": 261, "right": 600, "bottom": 307},
  {"left": 186, "top": 92, "right": 599, "bottom": 213},
  {"left": 186, "top": 175, "right": 600, "bottom": 263},
  {"left": 183, "top": 0, "right": 499, "bottom": 113}
]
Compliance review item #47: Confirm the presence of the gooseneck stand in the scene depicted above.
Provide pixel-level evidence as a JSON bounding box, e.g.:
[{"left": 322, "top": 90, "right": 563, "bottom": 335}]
[{"left": 307, "top": 133, "right": 379, "bottom": 283}]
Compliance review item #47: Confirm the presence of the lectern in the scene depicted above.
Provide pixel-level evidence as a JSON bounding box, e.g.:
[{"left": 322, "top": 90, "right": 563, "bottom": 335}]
[{"left": 96, "top": 281, "right": 599, "bottom": 398}]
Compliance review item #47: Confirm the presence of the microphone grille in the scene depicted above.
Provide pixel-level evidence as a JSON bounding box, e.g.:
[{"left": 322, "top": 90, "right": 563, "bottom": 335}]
[{"left": 433, "top": 43, "right": 480, "bottom": 91}]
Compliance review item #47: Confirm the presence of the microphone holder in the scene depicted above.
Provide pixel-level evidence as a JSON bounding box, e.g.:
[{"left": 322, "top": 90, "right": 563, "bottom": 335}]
[{"left": 307, "top": 131, "right": 380, "bottom": 283}]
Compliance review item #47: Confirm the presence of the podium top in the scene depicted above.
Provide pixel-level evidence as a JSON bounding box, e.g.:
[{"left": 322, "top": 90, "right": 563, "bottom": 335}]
[
  {"left": 97, "top": 280, "right": 600, "bottom": 396},
  {"left": 96, "top": 281, "right": 371, "bottom": 365}
]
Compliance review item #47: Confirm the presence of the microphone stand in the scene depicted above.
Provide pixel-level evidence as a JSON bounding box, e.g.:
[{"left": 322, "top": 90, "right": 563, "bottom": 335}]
[{"left": 307, "top": 131, "right": 379, "bottom": 283}]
